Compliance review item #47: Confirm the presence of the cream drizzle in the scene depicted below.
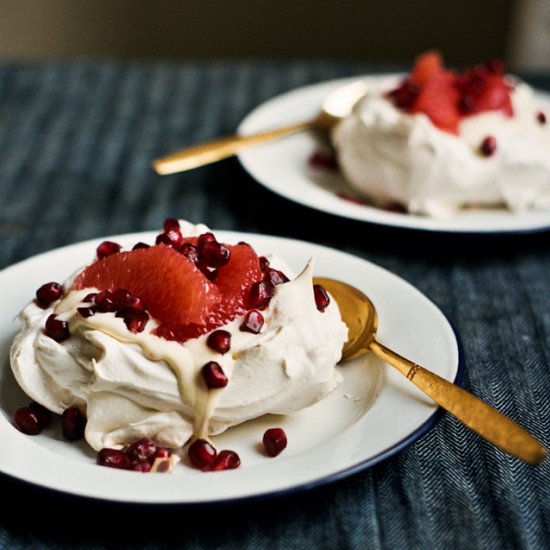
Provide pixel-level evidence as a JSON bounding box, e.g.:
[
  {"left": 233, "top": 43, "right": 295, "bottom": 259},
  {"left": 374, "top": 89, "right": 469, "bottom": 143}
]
[{"left": 56, "top": 289, "right": 239, "bottom": 440}]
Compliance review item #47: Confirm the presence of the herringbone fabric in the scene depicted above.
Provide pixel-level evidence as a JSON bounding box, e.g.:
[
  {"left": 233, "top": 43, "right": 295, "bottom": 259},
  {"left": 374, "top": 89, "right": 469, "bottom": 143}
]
[{"left": 0, "top": 60, "right": 548, "bottom": 549}]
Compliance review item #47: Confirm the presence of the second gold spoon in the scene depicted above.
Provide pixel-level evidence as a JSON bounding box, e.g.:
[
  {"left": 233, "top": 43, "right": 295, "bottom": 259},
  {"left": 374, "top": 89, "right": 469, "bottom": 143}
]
[
  {"left": 152, "top": 80, "right": 368, "bottom": 175},
  {"left": 314, "top": 276, "right": 547, "bottom": 465}
]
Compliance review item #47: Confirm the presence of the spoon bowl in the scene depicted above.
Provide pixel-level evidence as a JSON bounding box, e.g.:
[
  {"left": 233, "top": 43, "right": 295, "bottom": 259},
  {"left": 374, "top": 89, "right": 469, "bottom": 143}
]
[
  {"left": 313, "top": 276, "right": 547, "bottom": 465},
  {"left": 152, "top": 80, "right": 367, "bottom": 175},
  {"left": 315, "top": 277, "right": 378, "bottom": 361}
]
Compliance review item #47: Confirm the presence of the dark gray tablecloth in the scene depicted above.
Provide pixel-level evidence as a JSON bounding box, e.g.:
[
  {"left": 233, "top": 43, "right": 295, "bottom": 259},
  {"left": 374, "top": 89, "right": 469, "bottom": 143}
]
[{"left": 0, "top": 59, "right": 548, "bottom": 549}]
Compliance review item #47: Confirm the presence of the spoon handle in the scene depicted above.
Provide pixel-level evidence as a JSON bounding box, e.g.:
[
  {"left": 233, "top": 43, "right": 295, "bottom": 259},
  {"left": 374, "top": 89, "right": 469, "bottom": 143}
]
[
  {"left": 152, "top": 120, "right": 313, "bottom": 175},
  {"left": 370, "top": 340, "right": 546, "bottom": 465}
]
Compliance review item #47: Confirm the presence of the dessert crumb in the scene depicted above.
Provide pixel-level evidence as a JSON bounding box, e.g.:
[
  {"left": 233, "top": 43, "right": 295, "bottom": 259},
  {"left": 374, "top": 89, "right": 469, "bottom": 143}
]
[{"left": 343, "top": 393, "right": 361, "bottom": 403}]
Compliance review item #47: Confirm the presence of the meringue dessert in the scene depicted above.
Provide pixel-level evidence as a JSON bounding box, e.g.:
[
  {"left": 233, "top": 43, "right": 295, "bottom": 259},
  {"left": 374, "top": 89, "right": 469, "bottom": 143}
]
[
  {"left": 332, "top": 51, "right": 550, "bottom": 218},
  {"left": 10, "top": 220, "right": 347, "bottom": 471}
]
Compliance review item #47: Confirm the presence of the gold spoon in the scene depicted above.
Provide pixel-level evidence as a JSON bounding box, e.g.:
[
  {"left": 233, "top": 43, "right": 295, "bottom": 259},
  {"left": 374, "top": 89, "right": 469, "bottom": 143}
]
[
  {"left": 314, "top": 276, "right": 547, "bottom": 465},
  {"left": 152, "top": 80, "right": 368, "bottom": 175}
]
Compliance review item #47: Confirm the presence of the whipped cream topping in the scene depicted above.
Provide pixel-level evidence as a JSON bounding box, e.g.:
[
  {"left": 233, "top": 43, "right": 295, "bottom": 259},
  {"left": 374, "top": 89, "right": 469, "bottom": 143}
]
[
  {"left": 332, "top": 75, "right": 550, "bottom": 218},
  {"left": 10, "top": 223, "right": 347, "bottom": 451}
]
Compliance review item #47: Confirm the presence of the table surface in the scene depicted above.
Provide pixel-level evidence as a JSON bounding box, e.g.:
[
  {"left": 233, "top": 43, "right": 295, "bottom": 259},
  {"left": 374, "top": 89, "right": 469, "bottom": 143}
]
[{"left": 0, "top": 59, "right": 548, "bottom": 549}]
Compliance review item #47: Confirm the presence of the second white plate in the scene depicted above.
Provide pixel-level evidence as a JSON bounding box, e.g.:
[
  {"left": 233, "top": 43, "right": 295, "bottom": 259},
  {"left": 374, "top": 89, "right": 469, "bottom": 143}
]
[{"left": 237, "top": 76, "right": 550, "bottom": 234}]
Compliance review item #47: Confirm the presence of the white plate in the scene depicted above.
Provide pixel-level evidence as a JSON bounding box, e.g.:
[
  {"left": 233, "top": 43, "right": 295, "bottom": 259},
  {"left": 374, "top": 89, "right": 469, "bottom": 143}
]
[
  {"left": 237, "top": 76, "right": 550, "bottom": 234},
  {"left": 0, "top": 231, "right": 462, "bottom": 504}
]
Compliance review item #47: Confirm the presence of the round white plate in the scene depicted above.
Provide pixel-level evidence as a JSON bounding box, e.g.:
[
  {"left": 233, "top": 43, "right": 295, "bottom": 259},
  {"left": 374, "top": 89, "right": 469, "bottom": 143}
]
[
  {"left": 0, "top": 231, "right": 462, "bottom": 504},
  {"left": 237, "top": 76, "right": 550, "bottom": 234}
]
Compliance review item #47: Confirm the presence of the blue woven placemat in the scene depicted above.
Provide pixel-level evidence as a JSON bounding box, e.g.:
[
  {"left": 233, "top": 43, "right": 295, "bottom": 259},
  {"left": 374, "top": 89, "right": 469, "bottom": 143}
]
[{"left": 0, "top": 60, "right": 548, "bottom": 549}]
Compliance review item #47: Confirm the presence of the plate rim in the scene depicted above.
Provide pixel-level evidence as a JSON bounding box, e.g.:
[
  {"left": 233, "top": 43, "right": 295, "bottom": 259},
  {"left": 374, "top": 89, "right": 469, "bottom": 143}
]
[
  {"left": 0, "top": 230, "right": 464, "bottom": 504},
  {"left": 236, "top": 75, "right": 550, "bottom": 235}
]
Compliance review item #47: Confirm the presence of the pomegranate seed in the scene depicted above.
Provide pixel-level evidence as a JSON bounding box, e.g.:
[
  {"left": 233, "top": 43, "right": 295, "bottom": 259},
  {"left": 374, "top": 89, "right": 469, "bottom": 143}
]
[
  {"left": 133, "top": 461, "right": 152, "bottom": 472},
  {"left": 486, "top": 58, "right": 504, "bottom": 74},
  {"left": 337, "top": 192, "right": 369, "bottom": 206},
  {"left": 97, "top": 448, "right": 131, "bottom": 469},
  {"left": 198, "top": 232, "right": 216, "bottom": 248},
  {"left": 480, "top": 135, "right": 497, "bottom": 156},
  {"left": 265, "top": 268, "right": 289, "bottom": 286},
  {"left": 197, "top": 261, "right": 218, "bottom": 281},
  {"left": 83, "top": 292, "right": 97, "bottom": 304},
  {"left": 128, "top": 295, "right": 144, "bottom": 309},
  {"left": 537, "top": 111, "right": 546, "bottom": 124},
  {"left": 156, "top": 229, "right": 182, "bottom": 247},
  {"left": 163, "top": 218, "right": 180, "bottom": 232},
  {"left": 248, "top": 280, "right": 274, "bottom": 309},
  {"left": 97, "top": 241, "right": 121, "bottom": 259},
  {"left": 201, "top": 361, "right": 228, "bottom": 389},
  {"left": 116, "top": 308, "right": 149, "bottom": 333},
  {"left": 111, "top": 289, "right": 134, "bottom": 309},
  {"left": 263, "top": 427, "right": 288, "bottom": 457},
  {"left": 200, "top": 241, "right": 231, "bottom": 268},
  {"left": 459, "top": 94, "right": 477, "bottom": 115},
  {"left": 178, "top": 242, "right": 199, "bottom": 264},
  {"left": 206, "top": 330, "right": 231, "bottom": 354},
  {"left": 386, "top": 79, "right": 419, "bottom": 110},
  {"left": 132, "top": 242, "right": 150, "bottom": 250},
  {"left": 308, "top": 150, "right": 338, "bottom": 170},
  {"left": 208, "top": 450, "right": 241, "bottom": 471},
  {"left": 385, "top": 202, "right": 407, "bottom": 213},
  {"left": 154, "top": 447, "right": 171, "bottom": 459},
  {"left": 44, "top": 314, "right": 70, "bottom": 342},
  {"left": 188, "top": 439, "right": 217, "bottom": 469},
  {"left": 94, "top": 290, "right": 116, "bottom": 312},
  {"left": 313, "top": 284, "right": 330, "bottom": 312},
  {"left": 240, "top": 310, "right": 264, "bottom": 334},
  {"left": 14, "top": 406, "right": 43, "bottom": 435},
  {"left": 35, "top": 282, "right": 63, "bottom": 308},
  {"left": 77, "top": 306, "right": 95, "bottom": 318},
  {"left": 259, "top": 256, "right": 270, "bottom": 272},
  {"left": 103, "top": 289, "right": 145, "bottom": 312},
  {"left": 29, "top": 401, "right": 52, "bottom": 427},
  {"left": 126, "top": 438, "right": 157, "bottom": 463},
  {"left": 62, "top": 407, "right": 86, "bottom": 440}
]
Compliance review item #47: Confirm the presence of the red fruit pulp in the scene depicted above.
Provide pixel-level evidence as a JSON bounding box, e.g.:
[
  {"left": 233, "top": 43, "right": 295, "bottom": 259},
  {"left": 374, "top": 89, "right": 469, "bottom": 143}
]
[
  {"left": 214, "top": 243, "right": 263, "bottom": 317},
  {"left": 73, "top": 245, "right": 221, "bottom": 327},
  {"left": 410, "top": 50, "right": 443, "bottom": 86},
  {"left": 387, "top": 50, "right": 514, "bottom": 134},
  {"left": 412, "top": 70, "right": 461, "bottom": 134},
  {"left": 154, "top": 241, "right": 263, "bottom": 343},
  {"left": 73, "top": 233, "right": 264, "bottom": 344}
]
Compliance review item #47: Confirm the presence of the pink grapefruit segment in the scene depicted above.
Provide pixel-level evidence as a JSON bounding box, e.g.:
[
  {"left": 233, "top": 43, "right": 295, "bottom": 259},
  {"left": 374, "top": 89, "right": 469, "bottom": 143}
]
[
  {"left": 73, "top": 236, "right": 265, "bottom": 344},
  {"left": 154, "top": 242, "right": 263, "bottom": 343},
  {"left": 410, "top": 50, "right": 444, "bottom": 87},
  {"left": 215, "top": 243, "right": 263, "bottom": 319},
  {"left": 387, "top": 50, "right": 514, "bottom": 134},
  {"left": 73, "top": 245, "right": 221, "bottom": 326},
  {"left": 412, "top": 70, "right": 460, "bottom": 134}
]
